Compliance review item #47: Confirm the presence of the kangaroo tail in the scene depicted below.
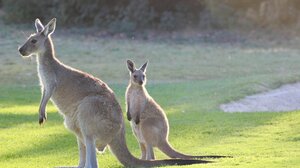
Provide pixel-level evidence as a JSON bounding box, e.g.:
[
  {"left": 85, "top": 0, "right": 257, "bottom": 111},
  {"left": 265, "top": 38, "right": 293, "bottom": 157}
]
[
  {"left": 158, "top": 140, "right": 230, "bottom": 159},
  {"left": 108, "top": 126, "right": 211, "bottom": 167}
]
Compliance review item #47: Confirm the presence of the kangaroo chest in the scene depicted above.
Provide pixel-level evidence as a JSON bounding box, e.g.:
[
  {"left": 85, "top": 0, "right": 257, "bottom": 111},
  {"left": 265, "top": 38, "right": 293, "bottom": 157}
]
[
  {"left": 38, "top": 64, "right": 78, "bottom": 116},
  {"left": 37, "top": 60, "right": 73, "bottom": 115},
  {"left": 37, "top": 60, "right": 57, "bottom": 90},
  {"left": 127, "top": 88, "right": 148, "bottom": 143},
  {"left": 128, "top": 89, "right": 147, "bottom": 115}
]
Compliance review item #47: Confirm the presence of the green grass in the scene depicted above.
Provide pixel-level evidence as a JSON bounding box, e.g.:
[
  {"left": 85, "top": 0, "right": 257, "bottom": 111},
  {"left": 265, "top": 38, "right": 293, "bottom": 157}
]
[
  {"left": 0, "top": 23, "right": 300, "bottom": 167},
  {"left": 1, "top": 85, "right": 299, "bottom": 168}
]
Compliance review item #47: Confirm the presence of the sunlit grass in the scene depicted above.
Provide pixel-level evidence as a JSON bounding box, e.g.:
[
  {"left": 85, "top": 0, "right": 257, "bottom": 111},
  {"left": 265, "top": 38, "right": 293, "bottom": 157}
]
[
  {"left": 0, "top": 24, "right": 300, "bottom": 167},
  {"left": 0, "top": 84, "right": 299, "bottom": 168}
]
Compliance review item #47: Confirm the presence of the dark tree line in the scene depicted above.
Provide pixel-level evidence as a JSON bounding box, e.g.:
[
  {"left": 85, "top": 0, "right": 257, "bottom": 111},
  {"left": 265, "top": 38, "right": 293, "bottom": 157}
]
[
  {"left": 1, "top": 0, "right": 207, "bottom": 31},
  {"left": 2, "top": 0, "right": 299, "bottom": 32}
]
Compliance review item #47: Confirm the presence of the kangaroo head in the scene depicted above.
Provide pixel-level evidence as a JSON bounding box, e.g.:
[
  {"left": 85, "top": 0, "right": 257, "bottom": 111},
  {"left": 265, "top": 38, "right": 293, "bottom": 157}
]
[
  {"left": 127, "top": 60, "right": 148, "bottom": 86},
  {"left": 18, "top": 18, "right": 56, "bottom": 57}
]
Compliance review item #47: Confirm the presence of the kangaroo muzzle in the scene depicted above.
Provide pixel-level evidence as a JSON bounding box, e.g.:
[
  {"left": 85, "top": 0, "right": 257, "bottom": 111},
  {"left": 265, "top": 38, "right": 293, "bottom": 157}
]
[{"left": 18, "top": 46, "right": 29, "bottom": 56}]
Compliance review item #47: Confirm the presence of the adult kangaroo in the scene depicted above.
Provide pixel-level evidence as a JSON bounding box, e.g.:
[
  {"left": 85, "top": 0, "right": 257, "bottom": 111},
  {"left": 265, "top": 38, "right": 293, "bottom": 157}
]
[
  {"left": 18, "top": 18, "right": 210, "bottom": 168},
  {"left": 126, "top": 60, "right": 228, "bottom": 160}
]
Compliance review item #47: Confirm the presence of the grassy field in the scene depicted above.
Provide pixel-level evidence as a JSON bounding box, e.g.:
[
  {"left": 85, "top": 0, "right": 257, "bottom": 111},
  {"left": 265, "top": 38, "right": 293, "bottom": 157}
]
[{"left": 0, "top": 23, "right": 300, "bottom": 167}]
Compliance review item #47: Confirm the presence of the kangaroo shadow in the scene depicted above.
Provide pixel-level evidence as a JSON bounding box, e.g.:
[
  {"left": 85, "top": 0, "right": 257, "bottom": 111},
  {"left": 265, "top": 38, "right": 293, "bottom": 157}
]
[
  {"left": 0, "top": 112, "right": 62, "bottom": 129},
  {"left": 0, "top": 132, "right": 78, "bottom": 165}
]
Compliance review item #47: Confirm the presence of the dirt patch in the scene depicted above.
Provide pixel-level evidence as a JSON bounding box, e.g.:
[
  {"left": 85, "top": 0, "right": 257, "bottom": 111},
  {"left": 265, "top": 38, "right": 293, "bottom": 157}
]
[{"left": 220, "top": 83, "right": 300, "bottom": 112}]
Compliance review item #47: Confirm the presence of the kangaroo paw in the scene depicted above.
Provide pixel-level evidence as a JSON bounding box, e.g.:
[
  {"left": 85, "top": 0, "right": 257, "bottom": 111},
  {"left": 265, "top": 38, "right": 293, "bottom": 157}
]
[
  {"left": 135, "top": 116, "right": 140, "bottom": 125},
  {"left": 127, "top": 112, "right": 132, "bottom": 121},
  {"left": 39, "top": 115, "right": 47, "bottom": 125}
]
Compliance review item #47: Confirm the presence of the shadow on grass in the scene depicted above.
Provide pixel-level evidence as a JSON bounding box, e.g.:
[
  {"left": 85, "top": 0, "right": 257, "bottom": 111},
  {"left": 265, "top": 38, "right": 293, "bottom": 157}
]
[
  {"left": 0, "top": 112, "right": 62, "bottom": 129},
  {"left": 0, "top": 85, "right": 40, "bottom": 106},
  {"left": 146, "top": 110, "right": 287, "bottom": 156},
  {"left": 0, "top": 107, "right": 289, "bottom": 167},
  {"left": 0, "top": 132, "right": 77, "bottom": 162},
  {"left": 0, "top": 83, "right": 291, "bottom": 166}
]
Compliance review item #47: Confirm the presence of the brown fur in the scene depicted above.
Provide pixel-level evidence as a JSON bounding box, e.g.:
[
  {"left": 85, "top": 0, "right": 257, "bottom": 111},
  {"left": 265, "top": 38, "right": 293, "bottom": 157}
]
[
  {"left": 126, "top": 60, "right": 229, "bottom": 160},
  {"left": 18, "top": 18, "right": 210, "bottom": 168}
]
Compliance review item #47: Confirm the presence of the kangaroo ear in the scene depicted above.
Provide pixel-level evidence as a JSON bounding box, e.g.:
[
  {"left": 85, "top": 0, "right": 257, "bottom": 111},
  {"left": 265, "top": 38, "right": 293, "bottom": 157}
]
[
  {"left": 140, "top": 61, "right": 148, "bottom": 72},
  {"left": 127, "top": 60, "right": 135, "bottom": 73},
  {"left": 42, "top": 18, "right": 56, "bottom": 37},
  {"left": 35, "top": 18, "right": 44, "bottom": 33}
]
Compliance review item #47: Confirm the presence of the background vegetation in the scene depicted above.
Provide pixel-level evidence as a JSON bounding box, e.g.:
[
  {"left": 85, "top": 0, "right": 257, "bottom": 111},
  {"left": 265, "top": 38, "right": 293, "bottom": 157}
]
[{"left": 2, "top": 0, "right": 300, "bottom": 32}]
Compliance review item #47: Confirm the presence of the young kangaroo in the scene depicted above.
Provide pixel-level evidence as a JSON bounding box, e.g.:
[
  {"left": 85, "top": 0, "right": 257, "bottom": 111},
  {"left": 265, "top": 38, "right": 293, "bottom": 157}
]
[
  {"left": 126, "top": 60, "right": 228, "bottom": 160},
  {"left": 18, "top": 18, "right": 210, "bottom": 168}
]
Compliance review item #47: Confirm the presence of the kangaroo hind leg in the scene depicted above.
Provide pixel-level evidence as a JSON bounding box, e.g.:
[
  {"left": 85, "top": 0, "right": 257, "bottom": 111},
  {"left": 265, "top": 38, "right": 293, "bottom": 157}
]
[
  {"left": 145, "top": 143, "right": 155, "bottom": 160},
  {"left": 139, "top": 142, "right": 147, "bottom": 160},
  {"left": 84, "top": 136, "right": 98, "bottom": 168},
  {"left": 77, "top": 137, "right": 86, "bottom": 168}
]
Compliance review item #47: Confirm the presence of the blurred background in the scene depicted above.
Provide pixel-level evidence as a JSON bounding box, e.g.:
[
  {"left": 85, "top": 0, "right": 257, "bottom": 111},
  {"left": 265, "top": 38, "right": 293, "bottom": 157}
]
[
  {"left": 1, "top": 0, "right": 300, "bottom": 33},
  {"left": 1, "top": 0, "right": 300, "bottom": 122}
]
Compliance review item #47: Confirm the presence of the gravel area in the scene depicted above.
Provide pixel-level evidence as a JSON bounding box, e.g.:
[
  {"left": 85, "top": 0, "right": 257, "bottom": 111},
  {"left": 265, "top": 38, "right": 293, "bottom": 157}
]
[{"left": 220, "top": 83, "right": 300, "bottom": 112}]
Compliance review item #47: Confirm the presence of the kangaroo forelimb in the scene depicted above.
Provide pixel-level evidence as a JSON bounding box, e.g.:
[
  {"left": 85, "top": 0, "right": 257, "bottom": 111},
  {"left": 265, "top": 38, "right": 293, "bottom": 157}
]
[
  {"left": 127, "top": 111, "right": 132, "bottom": 121},
  {"left": 39, "top": 85, "right": 56, "bottom": 124},
  {"left": 126, "top": 103, "right": 132, "bottom": 121},
  {"left": 135, "top": 111, "right": 140, "bottom": 125}
]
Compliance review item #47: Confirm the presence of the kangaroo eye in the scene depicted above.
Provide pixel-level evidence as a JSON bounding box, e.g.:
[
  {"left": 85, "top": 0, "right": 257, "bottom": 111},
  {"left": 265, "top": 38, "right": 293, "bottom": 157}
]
[
  {"left": 133, "top": 75, "right": 137, "bottom": 78},
  {"left": 31, "top": 39, "right": 37, "bottom": 44}
]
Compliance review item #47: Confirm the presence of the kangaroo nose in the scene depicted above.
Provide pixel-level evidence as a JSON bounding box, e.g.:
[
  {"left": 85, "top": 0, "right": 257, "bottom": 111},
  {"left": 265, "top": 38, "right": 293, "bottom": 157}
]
[
  {"left": 18, "top": 47, "right": 23, "bottom": 53},
  {"left": 18, "top": 47, "right": 26, "bottom": 56},
  {"left": 139, "top": 81, "right": 143, "bottom": 85}
]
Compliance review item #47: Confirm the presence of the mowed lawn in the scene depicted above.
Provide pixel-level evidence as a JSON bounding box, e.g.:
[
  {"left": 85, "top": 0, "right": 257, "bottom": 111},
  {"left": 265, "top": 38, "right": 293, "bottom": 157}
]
[{"left": 0, "top": 23, "right": 300, "bottom": 167}]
